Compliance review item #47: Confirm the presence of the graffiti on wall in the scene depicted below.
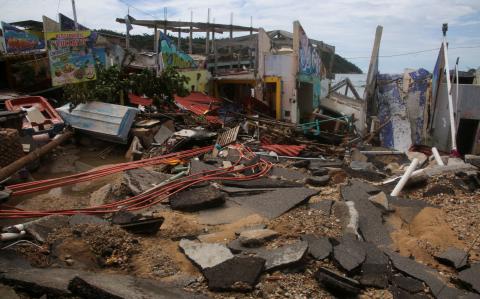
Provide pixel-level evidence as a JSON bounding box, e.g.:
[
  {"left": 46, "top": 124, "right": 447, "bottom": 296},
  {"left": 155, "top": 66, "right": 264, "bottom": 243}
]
[
  {"left": 159, "top": 32, "right": 197, "bottom": 69},
  {"left": 298, "top": 25, "right": 321, "bottom": 77}
]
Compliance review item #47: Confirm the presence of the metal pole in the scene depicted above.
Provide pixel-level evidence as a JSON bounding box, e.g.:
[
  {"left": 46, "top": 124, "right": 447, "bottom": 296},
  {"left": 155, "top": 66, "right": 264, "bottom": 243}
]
[
  {"left": 126, "top": 7, "right": 130, "bottom": 49},
  {"left": 189, "top": 11, "right": 193, "bottom": 54},
  {"left": 71, "top": 0, "right": 79, "bottom": 31},
  {"left": 229, "top": 12, "right": 233, "bottom": 69},
  {"left": 442, "top": 23, "right": 458, "bottom": 156},
  {"left": 205, "top": 8, "right": 210, "bottom": 55}
]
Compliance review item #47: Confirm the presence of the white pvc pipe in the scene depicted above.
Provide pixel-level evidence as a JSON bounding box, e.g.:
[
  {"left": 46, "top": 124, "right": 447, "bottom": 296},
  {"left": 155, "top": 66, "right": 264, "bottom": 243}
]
[
  {"left": 432, "top": 147, "right": 445, "bottom": 166},
  {"left": 442, "top": 35, "right": 458, "bottom": 153},
  {"left": 391, "top": 158, "right": 419, "bottom": 196},
  {"left": 1, "top": 231, "right": 26, "bottom": 241}
]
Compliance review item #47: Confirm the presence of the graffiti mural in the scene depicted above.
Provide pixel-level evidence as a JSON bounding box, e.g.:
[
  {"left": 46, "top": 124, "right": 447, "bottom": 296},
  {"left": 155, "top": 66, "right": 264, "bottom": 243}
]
[
  {"left": 159, "top": 32, "right": 197, "bottom": 69},
  {"left": 298, "top": 25, "right": 321, "bottom": 77}
]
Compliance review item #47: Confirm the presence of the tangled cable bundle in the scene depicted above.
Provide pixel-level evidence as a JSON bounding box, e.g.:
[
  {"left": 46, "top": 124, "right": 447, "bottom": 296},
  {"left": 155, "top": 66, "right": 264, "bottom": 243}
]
[{"left": 1, "top": 145, "right": 272, "bottom": 219}]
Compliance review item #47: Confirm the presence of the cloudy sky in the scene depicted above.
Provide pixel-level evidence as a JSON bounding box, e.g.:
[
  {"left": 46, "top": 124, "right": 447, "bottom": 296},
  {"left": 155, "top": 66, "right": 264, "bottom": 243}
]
[{"left": 1, "top": 0, "right": 479, "bottom": 73}]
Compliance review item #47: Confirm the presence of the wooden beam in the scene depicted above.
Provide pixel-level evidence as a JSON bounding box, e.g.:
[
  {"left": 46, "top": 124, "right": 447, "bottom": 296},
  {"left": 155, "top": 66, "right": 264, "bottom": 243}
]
[{"left": 363, "top": 25, "right": 383, "bottom": 126}]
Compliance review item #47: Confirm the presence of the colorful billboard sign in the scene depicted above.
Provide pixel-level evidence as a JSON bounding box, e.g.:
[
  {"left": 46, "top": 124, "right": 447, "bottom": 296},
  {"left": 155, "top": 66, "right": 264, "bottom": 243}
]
[
  {"left": 159, "top": 32, "right": 197, "bottom": 69},
  {"left": 59, "top": 13, "right": 89, "bottom": 31},
  {"left": 46, "top": 31, "right": 96, "bottom": 86},
  {"left": 1, "top": 21, "right": 45, "bottom": 53}
]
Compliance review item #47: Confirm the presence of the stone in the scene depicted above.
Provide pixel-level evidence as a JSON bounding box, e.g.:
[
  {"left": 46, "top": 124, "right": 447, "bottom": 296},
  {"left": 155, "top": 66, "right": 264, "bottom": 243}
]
[
  {"left": 386, "top": 250, "right": 465, "bottom": 299},
  {"left": 292, "top": 160, "right": 310, "bottom": 168},
  {"left": 238, "top": 229, "right": 279, "bottom": 247},
  {"left": 68, "top": 214, "right": 108, "bottom": 226},
  {"left": 315, "top": 267, "right": 362, "bottom": 297},
  {"left": 227, "top": 239, "right": 256, "bottom": 254},
  {"left": 202, "top": 256, "right": 265, "bottom": 292},
  {"left": 368, "top": 192, "right": 391, "bottom": 211},
  {"left": 423, "top": 184, "right": 455, "bottom": 197},
  {"left": 23, "top": 215, "right": 70, "bottom": 243},
  {"left": 179, "top": 239, "right": 233, "bottom": 269},
  {"left": 170, "top": 185, "right": 226, "bottom": 212},
  {"left": 230, "top": 187, "right": 318, "bottom": 219},
  {"left": 458, "top": 263, "right": 480, "bottom": 293},
  {"left": 392, "top": 274, "right": 424, "bottom": 293},
  {"left": 300, "top": 234, "right": 332, "bottom": 260},
  {"left": 255, "top": 241, "right": 308, "bottom": 271},
  {"left": 311, "top": 167, "right": 329, "bottom": 176},
  {"left": 360, "top": 243, "right": 389, "bottom": 288},
  {"left": 305, "top": 175, "right": 330, "bottom": 187},
  {"left": 222, "top": 177, "right": 303, "bottom": 188},
  {"left": 435, "top": 247, "right": 468, "bottom": 269},
  {"left": 309, "top": 200, "right": 334, "bottom": 216},
  {"left": 333, "top": 236, "right": 366, "bottom": 272}
]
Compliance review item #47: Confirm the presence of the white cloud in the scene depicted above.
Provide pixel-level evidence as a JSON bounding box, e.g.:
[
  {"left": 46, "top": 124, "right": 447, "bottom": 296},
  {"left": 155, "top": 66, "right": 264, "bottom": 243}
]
[{"left": 1, "top": 0, "right": 479, "bottom": 72}]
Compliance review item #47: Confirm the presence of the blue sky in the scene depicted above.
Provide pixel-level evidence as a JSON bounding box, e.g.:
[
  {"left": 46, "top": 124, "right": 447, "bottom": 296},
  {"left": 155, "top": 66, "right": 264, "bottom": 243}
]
[{"left": 1, "top": 0, "right": 479, "bottom": 73}]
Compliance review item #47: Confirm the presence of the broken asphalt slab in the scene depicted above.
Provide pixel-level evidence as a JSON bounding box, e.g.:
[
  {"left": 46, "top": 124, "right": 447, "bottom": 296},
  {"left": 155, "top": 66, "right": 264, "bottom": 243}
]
[
  {"left": 68, "top": 272, "right": 209, "bottom": 299},
  {"left": 124, "top": 168, "right": 173, "bottom": 195},
  {"left": 333, "top": 235, "right": 366, "bottom": 272},
  {"left": 69, "top": 214, "right": 108, "bottom": 226},
  {"left": 359, "top": 243, "right": 389, "bottom": 288},
  {"left": 238, "top": 229, "right": 279, "bottom": 247},
  {"left": 301, "top": 234, "right": 332, "bottom": 260},
  {"left": 270, "top": 166, "right": 306, "bottom": 181},
  {"left": 221, "top": 177, "right": 303, "bottom": 189},
  {"left": 170, "top": 185, "right": 226, "bottom": 212},
  {"left": 23, "top": 215, "right": 70, "bottom": 242},
  {"left": 391, "top": 274, "right": 425, "bottom": 294},
  {"left": 202, "top": 256, "right": 265, "bottom": 292},
  {"left": 179, "top": 239, "right": 233, "bottom": 270},
  {"left": 230, "top": 187, "right": 319, "bottom": 219},
  {"left": 305, "top": 175, "right": 330, "bottom": 187},
  {"left": 255, "top": 241, "right": 308, "bottom": 271},
  {"left": 308, "top": 200, "right": 334, "bottom": 216},
  {"left": 458, "top": 263, "right": 480, "bottom": 293},
  {"left": 315, "top": 267, "right": 362, "bottom": 297},
  {"left": 341, "top": 179, "right": 392, "bottom": 247},
  {"left": 423, "top": 184, "right": 455, "bottom": 197},
  {"left": 386, "top": 250, "right": 471, "bottom": 299},
  {"left": 435, "top": 247, "right": 468, "bottom": 269}
]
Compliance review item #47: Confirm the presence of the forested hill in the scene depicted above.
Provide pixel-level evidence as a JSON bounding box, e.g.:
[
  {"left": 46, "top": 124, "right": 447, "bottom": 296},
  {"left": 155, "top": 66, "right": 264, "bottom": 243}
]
[{"left": 97, "top": 29, "right": 362, "bottom": 74}]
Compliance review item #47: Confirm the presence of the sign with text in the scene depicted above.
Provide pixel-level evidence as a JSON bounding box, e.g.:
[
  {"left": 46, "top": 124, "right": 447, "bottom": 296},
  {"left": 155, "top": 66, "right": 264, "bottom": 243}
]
[
  {"left": 46, "top": 31, "right": 96, "bottom": 86},
  {"left": 1, "top": 21, "right": 45, "bottom": 53}
]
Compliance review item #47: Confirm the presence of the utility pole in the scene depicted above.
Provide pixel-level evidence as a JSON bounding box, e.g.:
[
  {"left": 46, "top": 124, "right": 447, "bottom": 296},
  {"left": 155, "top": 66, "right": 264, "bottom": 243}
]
[
  {"left": 229, "top": 12, "right": 233, "bottom": 69},
  {"left": 164, "top": 7, "right": 167, "bottom": 34},
  {"left": 205, "top": 8, "right": 210, "bottom": 55},
  {"left": 189, "top": 10, "right": 193, "bottom": 54},
  {"left": 71, "top": 0, "right": 78, "bottom": 31},
  {"left": 126, "top": 6, "right": 130, "bottom": 49}
]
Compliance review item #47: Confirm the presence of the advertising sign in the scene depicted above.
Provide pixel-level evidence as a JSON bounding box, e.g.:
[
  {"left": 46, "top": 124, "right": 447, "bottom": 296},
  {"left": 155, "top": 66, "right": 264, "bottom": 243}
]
[
  {"left": 159, "top": 32, "right": 197, "bottom": 69},
  {"left": 46, "top": 31, "right": 96, "bottom": 86},
  {"left": 1, "top": 21, "right": 45, "bottom": 53}
]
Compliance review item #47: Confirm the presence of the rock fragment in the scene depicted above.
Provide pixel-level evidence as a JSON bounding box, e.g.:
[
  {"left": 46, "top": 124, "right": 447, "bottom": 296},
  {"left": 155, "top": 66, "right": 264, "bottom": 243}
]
[
  {"left": 256, "top": 241, "right": 308, "bottom": 271},
  {"left": 458, "top": 263, "right": 480, "bottom": 293},
  {"left": 301, "top": 234, "right": 332, "bottom": 260},
  {"left": 315, "top": 267, "right": 362, "bottom": 297},
  {"left": 333, "top": 234, "right": 366, "bottom": 272},
  {"left": 435, "top": 247, "right": 468, "bottom": 269},
  {"left": 170, "top": 185, "right": 225, "bottom": 212},
  {"left": 202, "top": 256, "right": 265, "bottom": 292},
  {"left": 305, "top": 175, "right": 330, "bottom": 187},
  {"left": 179, "top": 239, "right": 233, "bottom": 270},
  {"left": 238, "top": 229, "right": 279, "bottom": 247}
]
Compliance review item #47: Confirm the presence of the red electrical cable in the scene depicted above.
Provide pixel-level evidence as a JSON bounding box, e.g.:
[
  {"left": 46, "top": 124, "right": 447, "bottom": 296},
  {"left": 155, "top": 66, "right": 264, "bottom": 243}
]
[{"left": 0, "top": 145, "right": 273, "bottom": 219}]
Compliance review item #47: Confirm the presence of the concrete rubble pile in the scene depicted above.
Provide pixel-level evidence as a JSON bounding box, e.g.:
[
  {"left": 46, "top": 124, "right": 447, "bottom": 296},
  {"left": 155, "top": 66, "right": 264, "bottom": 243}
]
[{"left": 0, "top": 104, "right": 480, "bottom": 299}]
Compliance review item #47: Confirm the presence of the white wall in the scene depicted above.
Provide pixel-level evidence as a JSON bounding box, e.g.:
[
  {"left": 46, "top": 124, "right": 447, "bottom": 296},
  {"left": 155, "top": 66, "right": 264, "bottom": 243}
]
[{"left": 265, "top": 53, "right": 297, "bottom": 122}]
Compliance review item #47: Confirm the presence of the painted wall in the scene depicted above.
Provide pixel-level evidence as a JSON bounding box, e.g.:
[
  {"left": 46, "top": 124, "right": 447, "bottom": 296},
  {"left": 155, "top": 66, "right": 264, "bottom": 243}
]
[
  {"left": 179, "top": 70, "right": 211, "bottom": 93},
  {"left": 431, "top": 83, "right": 480, "bottom": 153},
  {"left": 265, "top": 53, "right": 297, "bottom": 122}
]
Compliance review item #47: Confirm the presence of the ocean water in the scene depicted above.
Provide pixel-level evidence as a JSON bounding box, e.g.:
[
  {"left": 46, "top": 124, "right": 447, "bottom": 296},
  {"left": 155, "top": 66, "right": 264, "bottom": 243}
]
[{"left": 332, "top": 73, "right": 367, "bottom": 99}]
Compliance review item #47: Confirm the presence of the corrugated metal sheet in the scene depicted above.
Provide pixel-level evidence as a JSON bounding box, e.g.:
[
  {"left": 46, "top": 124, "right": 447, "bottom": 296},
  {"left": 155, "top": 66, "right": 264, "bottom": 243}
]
[{"left": 57, "top": 101, "right": 138, "bottom": 144}]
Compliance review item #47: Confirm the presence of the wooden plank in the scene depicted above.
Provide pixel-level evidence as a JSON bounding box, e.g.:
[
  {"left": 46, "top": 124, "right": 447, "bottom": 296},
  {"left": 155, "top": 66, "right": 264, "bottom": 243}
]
[{"left": 363, "top": 25, "right": 383, "bottom": 131}]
